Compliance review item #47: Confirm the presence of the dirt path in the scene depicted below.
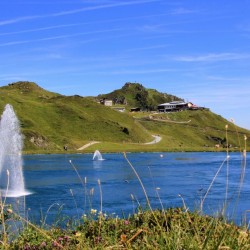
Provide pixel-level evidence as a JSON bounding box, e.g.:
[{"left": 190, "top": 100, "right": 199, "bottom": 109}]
[
  {"left": 77, "top": 135, "right": 162, "bottom": 150},
  {"left": 151, "top": 118, "right": 191, "bottom": 124},
  {"left": 143, "top": 135, "right": 162, "bottom": 145},
  {"left": 77, "top": 141, "right": 100, "bottom": 150}
]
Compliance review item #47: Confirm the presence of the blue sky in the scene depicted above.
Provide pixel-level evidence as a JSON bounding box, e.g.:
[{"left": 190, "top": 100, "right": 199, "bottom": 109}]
[{"left": 1, "top": 0, "right": 250, "bottom": 129}]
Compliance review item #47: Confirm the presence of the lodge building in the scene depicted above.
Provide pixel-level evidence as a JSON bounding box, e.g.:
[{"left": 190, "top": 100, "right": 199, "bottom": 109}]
[{"left": 157, "top": 101, "right": 204, "bottom": 112}]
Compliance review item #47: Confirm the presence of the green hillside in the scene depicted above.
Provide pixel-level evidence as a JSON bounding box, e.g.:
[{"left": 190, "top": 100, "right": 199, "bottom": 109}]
[
  {"left": 0, "top": 81, "right": 249, "bottom": 153},
  {"left": 133, "top": 110, "right": 250, "bottom": 152},
  {"left": 97, "top": 82, "right": 182, "bottom": 110},
  {"left": 0, "top": 82, "right": 152, "bottom": 152}
]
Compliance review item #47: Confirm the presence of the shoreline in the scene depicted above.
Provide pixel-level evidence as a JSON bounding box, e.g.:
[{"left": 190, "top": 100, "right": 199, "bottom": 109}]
[{"left": 23, "top": 147, "right": 245, "bottom": 155}]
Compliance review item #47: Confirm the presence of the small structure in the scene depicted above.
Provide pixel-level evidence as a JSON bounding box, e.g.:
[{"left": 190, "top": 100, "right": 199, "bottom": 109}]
[
  {"left": 157, "top": 101, "right": 206, "bottom": 112},
  {"left": 100, "top": 99, "right": 113, "bottom": 106},
  {"left": 157, "top": 101, "right": 188, "bottom": 112}
]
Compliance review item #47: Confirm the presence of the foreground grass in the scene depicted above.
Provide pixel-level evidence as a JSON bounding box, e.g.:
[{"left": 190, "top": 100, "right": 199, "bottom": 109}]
[{"left": 3, "top": 208, "right": 249, "bottom": 249}]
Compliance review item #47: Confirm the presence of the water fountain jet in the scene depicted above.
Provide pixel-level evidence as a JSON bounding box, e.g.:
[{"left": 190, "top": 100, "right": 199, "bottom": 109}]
[
  {"left": 0, "top": 104, "right": 31, "bottom": 197},
  {"left": 93, "top": 150, "right": 104, "bottom": 161}
]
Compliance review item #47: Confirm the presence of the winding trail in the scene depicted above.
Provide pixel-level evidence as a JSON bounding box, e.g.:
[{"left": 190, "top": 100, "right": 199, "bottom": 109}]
[
  {"left": 77, "top": 141, "right": 100, "bottom": 150},
  {"left": 150, "top": 117, "right": 191, "bottom": 124},
  {"left": 77, "top": 134, "right": 162, "bottom": 150},
  {"left": 143, "top": 135, "right": 162, "bottom": 145}
]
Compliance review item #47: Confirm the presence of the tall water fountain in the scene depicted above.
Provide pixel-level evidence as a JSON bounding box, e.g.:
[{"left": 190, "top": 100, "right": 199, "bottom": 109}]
[
  {"left": 93, "top": 150, "right": 104, "bottom": 161},
  {"left": 0, "top": 104, "right": 31, "bottom": 197}
]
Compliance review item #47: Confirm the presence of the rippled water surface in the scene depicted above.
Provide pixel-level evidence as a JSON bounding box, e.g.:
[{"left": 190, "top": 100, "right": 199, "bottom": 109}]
[{"left": 8, "top": 152, "right": 250, "bottom": 225}]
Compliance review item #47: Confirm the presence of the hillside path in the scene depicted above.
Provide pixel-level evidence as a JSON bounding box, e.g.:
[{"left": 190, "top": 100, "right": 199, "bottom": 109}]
[
  {"left": 149, "top": 116, "right": 191, "bottom": 124},
  {"left": 77, "top": 141, "right": 100, "bottom": 150},
  {"left": 143, "top": 135, "right": 162, "bottom": 144},
  {"left": 77, "top": 135, "right": 162, "bottom": 150}
]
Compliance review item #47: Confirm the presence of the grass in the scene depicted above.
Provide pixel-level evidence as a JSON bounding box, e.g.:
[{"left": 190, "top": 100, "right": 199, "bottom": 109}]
[
  {"left": 1, "top": 138, "right": 249, "bottom": 249},
  {"left": 4, "top": 208, "right": 249, "bottom": 250},
  {"left": 1, "top": 81, "right": 249, "bottom": 154},
  {"left": 0, "top": 82, "right": 152, "bottom": 152},
  {"left": 0, "top": 81, "right": 250, "bottom": 249}
]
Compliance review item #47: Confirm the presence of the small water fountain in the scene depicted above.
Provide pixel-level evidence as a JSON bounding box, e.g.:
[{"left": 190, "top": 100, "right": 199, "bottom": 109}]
[
  {"left": 93, "top": 150, "right": 104, "bottom": 161},
  {"left": 0, "top": 104, "right": 31, "bottom": 197}
]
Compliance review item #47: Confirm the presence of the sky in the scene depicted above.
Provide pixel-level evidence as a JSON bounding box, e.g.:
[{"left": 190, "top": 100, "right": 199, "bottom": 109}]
[{"left": 0, "top": 0, "right": 250, "bottom": 129}]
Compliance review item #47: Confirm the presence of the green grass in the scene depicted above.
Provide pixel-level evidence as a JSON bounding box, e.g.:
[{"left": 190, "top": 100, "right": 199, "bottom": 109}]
[
  {"left": 0, "top": 82, "right": 152, "bottom": 152},
  {"left": 0, "top": 81, "right": 249, "bottom": 154},
  {"left": 136, "top": 110, "right": 250, "bottom": 152},
  {"left": 0, "top": 128, "right": 249, "bottom": 249},
  {"left": 97, "top": 82, "right": 182, "bottom": 110},
  {"left": 5, "top": 208, "right": 249, "bottom": 250}
]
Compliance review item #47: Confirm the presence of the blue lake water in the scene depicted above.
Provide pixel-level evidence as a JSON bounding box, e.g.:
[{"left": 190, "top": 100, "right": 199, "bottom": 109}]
[{"left": 7, "top": 152, "right": 250, "bottom": 225}]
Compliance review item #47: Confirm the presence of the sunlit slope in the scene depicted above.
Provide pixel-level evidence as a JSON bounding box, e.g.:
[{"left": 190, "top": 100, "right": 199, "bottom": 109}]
[
  {"left": 97, "top": 82, "right": 182, "bottom": 110},
  {"left": 0, "top": 82, "right": 152, "bottom": 151},
  {"left": 0, "top": 81, "right": 249, "bottom": 153},
  {"left": 135, "top": 110, "right": 250, "bottom": 151}
]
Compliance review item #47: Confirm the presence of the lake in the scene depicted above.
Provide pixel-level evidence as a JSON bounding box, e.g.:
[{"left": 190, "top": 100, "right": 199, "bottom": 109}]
[{"left": 7, "top": 152, "right": 250, "bottom": 225}]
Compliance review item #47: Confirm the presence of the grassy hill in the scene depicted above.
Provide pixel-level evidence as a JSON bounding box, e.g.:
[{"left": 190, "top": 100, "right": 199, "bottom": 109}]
[
  {"left": 133, "top": 110, "right": 250, "bottom": 152},
  {"left": 0, "top": 82, "right": 152, "bottom": 153},
  {"left": 0, "top": 81, "right": 249, "bottom": 153},
  {"left": 97, "top": 82, "right": 182, "bottom": 110}
]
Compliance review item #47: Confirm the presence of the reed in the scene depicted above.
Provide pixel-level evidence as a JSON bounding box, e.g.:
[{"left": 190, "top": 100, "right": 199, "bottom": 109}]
[{"left": 1, "top": 133, "right": 249, "bottom": 249}]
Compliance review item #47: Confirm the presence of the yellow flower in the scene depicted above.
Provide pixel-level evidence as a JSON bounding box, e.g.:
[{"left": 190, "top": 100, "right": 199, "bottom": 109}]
[{"left": 91, "top": 209, "right": 97, "bottom": 215}]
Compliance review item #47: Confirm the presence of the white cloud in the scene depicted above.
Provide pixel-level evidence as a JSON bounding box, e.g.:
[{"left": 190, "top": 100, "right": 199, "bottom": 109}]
[
  {"left": 0, "top": 15, "right": 40, "bottom": 26},
  {"left": 170, "top": 8, "right": 197, "bottom": 15},
  {"left": 0, "top": 28, "right": 121, "bottom": 47},
  {"left": 174, "top": 53, "right": 250, "bottom": 62},
  {"left": 0, "top": 0, "right": 160, "bottom": 26}
]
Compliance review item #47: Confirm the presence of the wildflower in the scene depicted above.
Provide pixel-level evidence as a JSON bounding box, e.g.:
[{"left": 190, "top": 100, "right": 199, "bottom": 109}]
[
  {"left": 120, "top": 234, "right": 127, "bottom": 242},
  {"left": 40, "top": 241, "right": 47, "bottom": 248},
  {"left": 64, "top": 235, "right": 69, "bottom": 242},
  {"left": 244, "top": 135, "right": 247, "bottom": 141},
  {"left": 225, "top": 124, "right": 228, "bottom": 129},
  {"left": 69, "top": 160, "right": 72, "bottom": 163},
  {"left": 91, "top": 209, "right": 97, "bottom": 215},
  {"left": 57, "top": 237, "right": 63, "bottom": 242},
  {"left": 75, "top": 232, "right": 81, "bottom": 237},
  {"left": 95, "top": 236, "right": 102, "bottom": 244},
  {"left": 124, "top": 220, "right": 129, "bottom": 225},
  {"left": 52, "top": 241, "right": 59, "bottom": 247},
  {"left": 6, "top": 169, "right": 9, "bottom": 176}
]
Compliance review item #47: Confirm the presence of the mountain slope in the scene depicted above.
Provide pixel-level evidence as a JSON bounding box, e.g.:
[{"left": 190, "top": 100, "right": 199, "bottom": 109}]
[
  {"left": 97, "top": 82, "right": 182, "bottom": 110},
  {"left": 0, "top": 82, "right": 152, "bottom": 152},
  {"left": 134, "top": 110, "right": 250, "bottom": 151},
  {"left": 0, "top": 81, "right": 249, "bottom": 153}
]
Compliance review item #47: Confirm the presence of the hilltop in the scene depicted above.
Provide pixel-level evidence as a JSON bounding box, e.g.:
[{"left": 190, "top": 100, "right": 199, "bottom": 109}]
[
  {"left": 97, "top": 82, "right": 182, "bottom": 110},
  {"left": 0, "top": 81, "right": 152, "bottom": 152},
  {"left": 0, "top": 81, "right": 249, "bottom": 153}
]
